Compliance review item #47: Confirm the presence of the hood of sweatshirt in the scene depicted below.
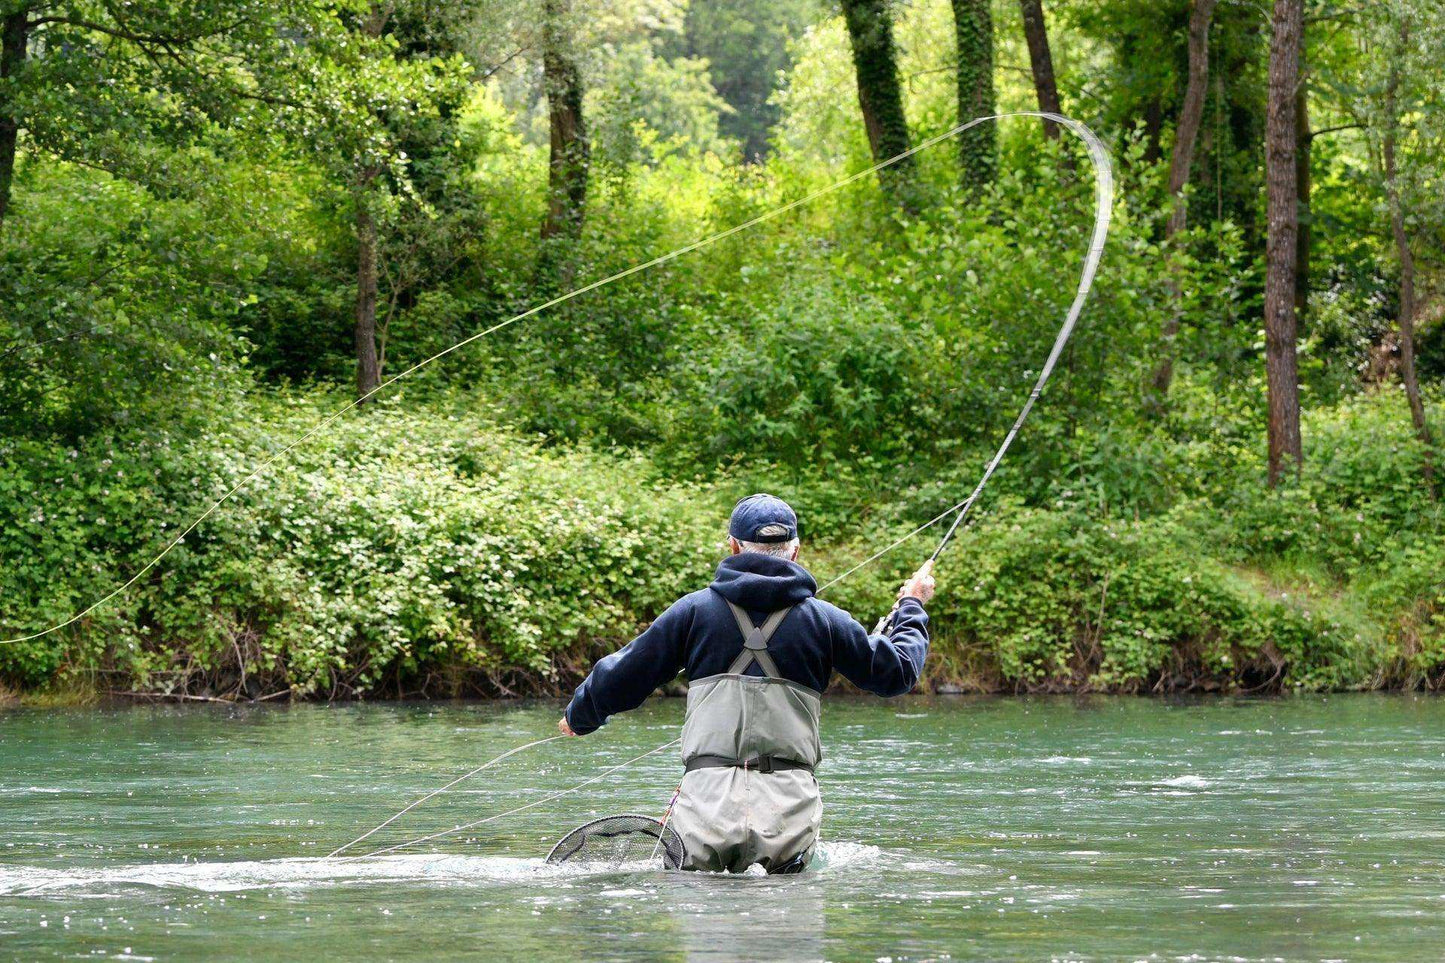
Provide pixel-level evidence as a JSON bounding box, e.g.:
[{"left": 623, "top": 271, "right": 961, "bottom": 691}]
[{"left": 708, "top": 552, "right": 818, "bottom": 611}]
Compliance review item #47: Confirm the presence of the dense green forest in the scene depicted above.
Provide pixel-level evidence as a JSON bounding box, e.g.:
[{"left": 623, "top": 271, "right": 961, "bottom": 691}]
[{"left": 1, "top": 0, "right": 1442, "bottom": 703}]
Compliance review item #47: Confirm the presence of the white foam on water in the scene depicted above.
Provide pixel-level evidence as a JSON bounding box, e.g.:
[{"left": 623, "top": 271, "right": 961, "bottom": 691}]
[
  {"left": 1157, "top": 775, "right": 1211, "bottom": 789},
  {"left": 811, "top": 841, "right": 886, "bottom": 871},
  {"left": 1, "top": 839, "right": 922, "bottom": 897},
  {"left": 0, "top": 854, "right": 562, "bottom": 897}
]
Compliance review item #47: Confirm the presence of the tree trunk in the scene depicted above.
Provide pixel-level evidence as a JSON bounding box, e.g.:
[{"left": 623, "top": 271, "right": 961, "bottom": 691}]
[
  {"left": 0, "top": 10, "right": 29, "bottom": 235},
  {"left": 1149, "top": 0, "right": 1217, "bottom": 400},
  {"left": 1164, "top": 0, "right": 1216, "bottom": 238},
  {"left": 1382, "top": 18, "right": 1436, "bottom": 492},
  {"left": 1017, "top": 0, "right": 1062, "bottom": 141},
  {"left": 1141, "top": 97, "right": 1164, "bottom": 166},
  {"left": 1294, "top": 61, "right": 1311, "bottom": 321},
  {"left": 354, "top": 186, "right": 382, "bottom": 400},
  {"left": 540, "top": 0, "right": 588, "bottom": 239},
  {"left": 1264, "top": 0, "right": 1303, "bottom": 487},
  {"left": 951, "top": 0, "right": 995, "bottom": 189},
  {"left": 839, "top": 0, "right": 914, "bottom": 199}
]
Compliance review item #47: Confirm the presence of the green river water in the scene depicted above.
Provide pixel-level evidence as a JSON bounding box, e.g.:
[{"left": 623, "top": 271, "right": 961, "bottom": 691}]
[{"left": 2, "top": 695, "right": 1443, "bottom": 961}]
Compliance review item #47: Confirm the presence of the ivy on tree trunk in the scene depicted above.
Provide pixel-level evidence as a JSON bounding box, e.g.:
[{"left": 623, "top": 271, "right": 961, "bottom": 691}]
[
  {"left": 541, "top": 0, "right": 588, "bottom": 239},
  {"left": 951, "top": 0, "right": 995, "bottom": 190},
  {"left": 839, "top": 0, "right": 914, "bottom": 203}
]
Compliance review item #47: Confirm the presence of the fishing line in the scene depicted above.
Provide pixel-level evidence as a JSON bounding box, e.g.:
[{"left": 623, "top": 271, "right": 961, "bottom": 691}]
[
  {"left": 326, "top": 734, "right": 565, "bottom": 858},
  {"left": 338, "top": 738, "right": 681, "bottom": 861},
  {"left": 2, "top": 111, "right": 1108, "bottom": 647}
]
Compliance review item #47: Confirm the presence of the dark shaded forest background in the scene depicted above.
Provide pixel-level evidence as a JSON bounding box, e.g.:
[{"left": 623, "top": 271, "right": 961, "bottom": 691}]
[{"left": 1, "top": 0, "right": 1442, "bottom": 703}]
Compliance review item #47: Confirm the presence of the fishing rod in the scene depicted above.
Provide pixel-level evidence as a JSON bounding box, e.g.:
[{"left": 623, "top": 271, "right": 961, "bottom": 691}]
[{"left": 325, "top": 113, "right": 1114, "bottom": 860}]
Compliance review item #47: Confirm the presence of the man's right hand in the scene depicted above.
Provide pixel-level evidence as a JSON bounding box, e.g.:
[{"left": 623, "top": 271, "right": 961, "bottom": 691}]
[{"left": 898, "top": 559, "right": 936, "bottom": 604}]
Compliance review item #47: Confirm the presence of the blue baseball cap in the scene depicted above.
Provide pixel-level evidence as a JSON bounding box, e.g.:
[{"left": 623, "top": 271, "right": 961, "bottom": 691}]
[{"left": 728, "top": 493, "right": 798, "bottom": 543}]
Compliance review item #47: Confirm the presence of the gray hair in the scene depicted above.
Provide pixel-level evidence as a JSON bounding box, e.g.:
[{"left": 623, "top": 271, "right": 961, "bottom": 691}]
[{"left": 736, "top": 523, "right": 799, "bottom": 559}]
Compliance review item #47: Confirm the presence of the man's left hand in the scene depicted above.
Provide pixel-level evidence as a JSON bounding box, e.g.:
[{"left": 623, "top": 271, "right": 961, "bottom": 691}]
[{"left": 558, "top": 716, "right": 577, "bottom": 736}]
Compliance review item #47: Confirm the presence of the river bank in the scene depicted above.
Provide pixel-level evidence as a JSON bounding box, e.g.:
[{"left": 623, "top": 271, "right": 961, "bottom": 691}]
[{"left": 3, "top": 391, "right": 1442, "bottom": 703}]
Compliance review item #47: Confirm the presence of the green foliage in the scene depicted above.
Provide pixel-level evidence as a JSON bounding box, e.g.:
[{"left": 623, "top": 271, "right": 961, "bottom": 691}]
[
  {"left": 0, "top": 163, "right": 254, "bottom": 439},
  {"left": 0, "top": 392, "right": 724, "bottom": 695},
  {"left": 3, "top": 389, "right": 1439, "bottom": 697},
  {"left": 2, "top": 0, "right": 1443, "bottom": 699},
  {"left": 665, "top": 0, "right": 823, "bottom": 159}
]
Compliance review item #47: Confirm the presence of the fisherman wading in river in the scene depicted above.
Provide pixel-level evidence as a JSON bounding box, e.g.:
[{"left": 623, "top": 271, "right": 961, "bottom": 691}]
[{"left": 558, "top": 493, "right": 934, "bottom": 874}]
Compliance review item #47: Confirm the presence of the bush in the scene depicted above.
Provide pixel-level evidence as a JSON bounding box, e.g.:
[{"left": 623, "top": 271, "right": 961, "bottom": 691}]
[
  {"left": 2, "top": 389, "right": 1440, "bottom": 698},
  {"left": 0, "top": 391, "right": 724, "bottom": 697}
]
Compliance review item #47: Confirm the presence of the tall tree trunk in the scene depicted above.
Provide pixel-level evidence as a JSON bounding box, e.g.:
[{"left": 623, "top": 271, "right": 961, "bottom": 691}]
[
  {"left": 1018, "top": 0, "right": 1062, "bottom": 140},
  {"left": 1294, "top": 62, "right": 1311, "bottom": 321},
  {"left": 1263, "top": 0, "right": 1304, "bottom": 486},
  {"left": 0, "top": 10, "right": 30, "bottom": 235},
  {"left": 1164, "top": 0, "right": 1217, "bottom": 239},
  {"left": 839, "top": 0, "right": 914, "bottom": 201},
  {"left": 951, "top": 0, "right": 995, "bottom": 189},
  {"left": 540, "top": 0, "right": 588, "bottom": 239},
  {"left": 1382, "top": 18, "right": 1436, "bottom": 492},
  {"left": 351, "top": 4, "right": 386, "bottom": 401},
  {"left": 354, "top": 183, "right": 381, "bottom": 400},
  {"left": 1149, "top": 0, "right": 1217, "bottom": 400}
]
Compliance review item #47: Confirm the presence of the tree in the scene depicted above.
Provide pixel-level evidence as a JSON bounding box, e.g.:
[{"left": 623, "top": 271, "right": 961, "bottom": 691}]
[
  {"left": 540, "top": 0, "right": 588, "bottom": 239},
  {"left": 0, "top": 6, "right": 26, "bottom": 230},
  {"left": 839, "top": 0, "right": 914, "bottom": 200},
  {"left": 0, "top": 0, "right": 302, "bottom": 237},
  {"left": 951, "top": 0, "right": 995, "bottom": 189},
  {"left": 267, "top": 2, "right": 473, "bottom": 400},
  {"left": 1017, "top": 0, "right": 1064, "bottom": 143},
  {"left": 1264, "top": 0, "right": 1304, "bottom": 486},
  {"left": 1149, "top": 0, "right": 1218, "bottom": 400},
  {"left": 351, "top": 5, "right": 387, "bottom": 400},
  {"left": 1379, "top": 11, "right": 1437, "bottom": 491},
  {"left": 670, "top": 0, "right": 820, "bottom": 161}
]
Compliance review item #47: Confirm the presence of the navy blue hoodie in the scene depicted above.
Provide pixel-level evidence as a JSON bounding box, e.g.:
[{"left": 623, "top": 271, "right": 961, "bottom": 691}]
[{"left": 564, "top": 553, "right": 930, "bottom": 735}]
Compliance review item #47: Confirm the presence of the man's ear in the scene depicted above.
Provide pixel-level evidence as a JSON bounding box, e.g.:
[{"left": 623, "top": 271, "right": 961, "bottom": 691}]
[
  {"left": 789, "top": 544, "right": 800, "bottom": 562},
  {"left": 728, "top": 536, "right": 742, "bottom": 556}
]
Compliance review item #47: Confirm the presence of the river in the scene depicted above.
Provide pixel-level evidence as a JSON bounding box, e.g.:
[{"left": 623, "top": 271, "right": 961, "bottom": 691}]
[{"left": 2, "top": 695, "right": 1442, "bottom": 961}]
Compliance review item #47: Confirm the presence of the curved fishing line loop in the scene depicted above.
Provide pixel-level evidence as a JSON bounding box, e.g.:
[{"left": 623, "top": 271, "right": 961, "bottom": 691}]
[
  {"left": 337, "top": 737, "right": 682, "bottom": 861},
  {"left": 2, "top": 111, "right": 1106, "bottom": 647},
  {"left": 325, "top": 733, "right": 566, "bottom": 858},
  {"left": 817, "top": 112, "right": 1113, "bottom": 591}
]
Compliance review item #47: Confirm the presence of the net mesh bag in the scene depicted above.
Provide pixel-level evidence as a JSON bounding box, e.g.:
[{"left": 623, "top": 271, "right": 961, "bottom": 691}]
[{"left": 545, "top": 814, "right": 685, "bottom": 870}]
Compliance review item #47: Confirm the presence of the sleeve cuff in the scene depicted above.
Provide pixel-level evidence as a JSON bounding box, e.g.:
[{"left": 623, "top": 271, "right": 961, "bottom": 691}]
[{"left": 564, "top": 705, "right": 599, "bottom": 736}]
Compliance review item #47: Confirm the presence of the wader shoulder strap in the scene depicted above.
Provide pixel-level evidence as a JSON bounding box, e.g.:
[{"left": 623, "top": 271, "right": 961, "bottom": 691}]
[{"left": 723, "top": 601, "right": 792, "bottom": 678}]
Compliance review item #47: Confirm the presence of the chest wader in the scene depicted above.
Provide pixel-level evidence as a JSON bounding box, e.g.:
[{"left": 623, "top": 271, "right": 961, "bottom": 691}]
[{"left": 669, "top": 601, "right": 822, "bottom": 874}]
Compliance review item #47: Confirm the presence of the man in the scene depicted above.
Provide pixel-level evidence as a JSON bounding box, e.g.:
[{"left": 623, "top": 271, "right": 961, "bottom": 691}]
[{"left": 558, "top": 493, "right": 935, "bottom": 874}]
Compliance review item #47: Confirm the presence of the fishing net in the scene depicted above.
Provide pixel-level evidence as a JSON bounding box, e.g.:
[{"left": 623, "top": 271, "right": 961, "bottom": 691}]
[{"left": 545, "top": 814, "right": 685, "bottom": 870}]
